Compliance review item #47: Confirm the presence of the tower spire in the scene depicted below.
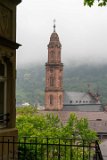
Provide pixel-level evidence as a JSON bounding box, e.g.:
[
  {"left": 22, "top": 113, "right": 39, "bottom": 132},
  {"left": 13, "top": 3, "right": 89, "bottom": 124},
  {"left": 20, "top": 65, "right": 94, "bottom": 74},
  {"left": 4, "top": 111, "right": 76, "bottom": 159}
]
[{"left": 53, "top": 19, "right": 56, "bottom": 32}]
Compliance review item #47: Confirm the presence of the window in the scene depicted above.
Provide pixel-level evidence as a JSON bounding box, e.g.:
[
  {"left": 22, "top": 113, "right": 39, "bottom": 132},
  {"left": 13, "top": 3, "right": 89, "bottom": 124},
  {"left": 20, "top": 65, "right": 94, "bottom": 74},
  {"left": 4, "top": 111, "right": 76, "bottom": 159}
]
[
  {"left": 59, "top": 76, "right": 61, "bottom": 87},
  {"left": 59, "top": 95, "right": 62, "bottom": 105},
  {"left": 50, "top": 51, "right": 55, "bottom": 62},
  {"left": 70, "top": 101, "right": 72, "bottom": 103},
  {"left": 50, "top": 95, "right": 54, "bottom": 105},
  {"left": 50, "top": 77, "right": 54, "bottom": 87},
  {"left": 0, "top": 61, "right": 7, "bottom": 126}
]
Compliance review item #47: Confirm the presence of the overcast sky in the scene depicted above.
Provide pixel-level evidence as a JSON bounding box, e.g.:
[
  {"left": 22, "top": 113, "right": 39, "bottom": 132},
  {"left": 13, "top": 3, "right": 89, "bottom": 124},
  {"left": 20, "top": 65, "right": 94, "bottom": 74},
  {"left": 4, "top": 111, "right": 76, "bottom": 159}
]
[{"left": 16, "top": 0, "right": 107, "bottom": 67}]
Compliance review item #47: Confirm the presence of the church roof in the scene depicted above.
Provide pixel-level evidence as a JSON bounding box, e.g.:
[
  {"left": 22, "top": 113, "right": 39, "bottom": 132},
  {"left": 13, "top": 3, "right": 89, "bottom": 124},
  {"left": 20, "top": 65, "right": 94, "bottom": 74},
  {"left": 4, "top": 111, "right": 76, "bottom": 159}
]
[
  {"left": 39, "top": 111, "right": 107, "bottom": 133},
  {"left": 64, "top": 91, "right": 101, "bottom": 105},
  {"left": 48, "top": 21, "right": 61, "bottom": 47},
  {"left": 48, "top": 31, "right": 61, "bottom": 48},
  {"left": 63, "top": 105, "right": 103, "bottom": 112},
  {"left": 63, "top": 91, "right": 102, "bottom": 112},
  {"left": 50, "top": 32, "right": 59, "bottom": 42}
]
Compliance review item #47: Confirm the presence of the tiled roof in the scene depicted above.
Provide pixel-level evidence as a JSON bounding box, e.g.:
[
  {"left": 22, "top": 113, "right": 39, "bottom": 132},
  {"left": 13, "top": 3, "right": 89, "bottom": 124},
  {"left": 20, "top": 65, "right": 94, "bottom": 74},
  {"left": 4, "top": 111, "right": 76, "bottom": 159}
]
[
  {"left": 64, "top": 92, "right": 91, "bottom": 103},
  {"left": 64, "top": 91, "right": 101, "bottom": 105},
  {"left": 63, "top": 105, "right": 103, "bottom": 112},
  {"left": 39, "top": 111, "right": 107, "bottom": 133},
  {"left": 64, "top": 91, "right": 102, "bottom": 111},
  {"left": 89, "top": 120, "right": 107, "bottom": 132}
]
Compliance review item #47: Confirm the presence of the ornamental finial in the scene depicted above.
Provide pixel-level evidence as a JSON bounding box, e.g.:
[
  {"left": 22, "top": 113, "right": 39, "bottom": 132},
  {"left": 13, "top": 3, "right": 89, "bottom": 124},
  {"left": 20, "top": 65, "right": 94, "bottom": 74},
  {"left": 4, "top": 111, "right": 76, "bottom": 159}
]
[{"left": 53, "top": 19, "right": 56, "bottom": 32}]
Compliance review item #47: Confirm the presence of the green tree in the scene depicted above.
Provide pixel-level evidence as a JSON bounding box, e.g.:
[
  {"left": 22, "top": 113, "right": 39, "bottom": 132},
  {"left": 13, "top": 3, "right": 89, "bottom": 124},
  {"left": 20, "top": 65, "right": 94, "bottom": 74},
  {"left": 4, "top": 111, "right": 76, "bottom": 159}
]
[
  {"left": 16, "top": 106, "right": 98, "bottom": 160},
  {"left": 16, "top": 106, "right": 97, "bottom": 140},
  {"left": 84, "top": 0, "right": 107, "bottom": 7}
]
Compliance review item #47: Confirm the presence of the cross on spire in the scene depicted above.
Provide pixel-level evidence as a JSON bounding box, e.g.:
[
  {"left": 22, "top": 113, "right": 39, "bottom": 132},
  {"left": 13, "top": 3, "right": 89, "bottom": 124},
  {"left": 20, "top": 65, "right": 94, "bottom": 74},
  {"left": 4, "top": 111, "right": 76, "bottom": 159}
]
[{"left": 53, "top": 19, "right": 56, "bottom": 32}]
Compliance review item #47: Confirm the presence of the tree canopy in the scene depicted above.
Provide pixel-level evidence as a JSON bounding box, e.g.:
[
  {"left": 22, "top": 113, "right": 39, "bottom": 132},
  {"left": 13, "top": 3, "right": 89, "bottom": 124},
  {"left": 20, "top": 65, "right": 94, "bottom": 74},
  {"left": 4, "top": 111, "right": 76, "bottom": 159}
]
[
  {"left": 84, "top": 0, "right": 107, "bottom": 6},
  {"left": 16, "top": 106, "right": 98, "bottom": 160},
  {"left": 16, "top": 106, "right": 97, "bottom": 140}
]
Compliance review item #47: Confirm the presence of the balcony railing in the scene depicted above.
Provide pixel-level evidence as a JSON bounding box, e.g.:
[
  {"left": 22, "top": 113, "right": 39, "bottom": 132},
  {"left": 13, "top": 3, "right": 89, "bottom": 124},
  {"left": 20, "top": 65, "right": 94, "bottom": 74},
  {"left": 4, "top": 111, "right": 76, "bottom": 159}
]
[{"left": 0, "top": 136, "right": 103, "bottom": 160}]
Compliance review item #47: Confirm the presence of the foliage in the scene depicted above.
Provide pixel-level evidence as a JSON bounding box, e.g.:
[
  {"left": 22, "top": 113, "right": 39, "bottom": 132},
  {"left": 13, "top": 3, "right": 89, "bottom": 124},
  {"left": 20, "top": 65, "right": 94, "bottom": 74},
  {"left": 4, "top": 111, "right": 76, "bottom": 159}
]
[
  {"left": 17, "top": 105, "right": 37, "bottom": 115},
  {"left": 16, "top": 106, "right": 97, "bottom": 139},
  {"left": 84, "top": 0, "right": 107, "bottom": 7},
  {"left": 16, "top": 64, "right": 107, "bottom": 105},
  {"left": 16, "top": 106, "right": 97, "bottom": 159},
  {"left": 16, "top": 65, "right": 45, "bottom": 105}
]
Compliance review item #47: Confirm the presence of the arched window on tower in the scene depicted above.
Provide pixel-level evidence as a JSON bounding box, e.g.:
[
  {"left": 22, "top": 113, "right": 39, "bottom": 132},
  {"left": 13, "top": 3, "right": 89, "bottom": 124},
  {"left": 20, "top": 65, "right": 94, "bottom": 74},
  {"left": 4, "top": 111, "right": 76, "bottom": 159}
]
[
  {"left": 59, "top": 95, "right": 62, "bottom": 105},
  {"left": 50, "top": 95, "right": 54, "bottom": 105},
  {"left": 50, "top": 77, "right": 54, "bottom": 87},
  {"left": 59, "top": 76, "right": 62, "bottom": 87},
  {"left": 50, "top": 51, "right": 55, "bottom": 62}
]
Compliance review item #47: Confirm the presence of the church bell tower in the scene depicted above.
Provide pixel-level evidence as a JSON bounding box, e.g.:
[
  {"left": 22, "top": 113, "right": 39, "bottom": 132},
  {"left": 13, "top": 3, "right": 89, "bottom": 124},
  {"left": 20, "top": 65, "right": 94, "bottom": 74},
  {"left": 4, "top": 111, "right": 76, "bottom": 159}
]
[{"left": 45, "top": 21, "right": 64, "bottom": 110}]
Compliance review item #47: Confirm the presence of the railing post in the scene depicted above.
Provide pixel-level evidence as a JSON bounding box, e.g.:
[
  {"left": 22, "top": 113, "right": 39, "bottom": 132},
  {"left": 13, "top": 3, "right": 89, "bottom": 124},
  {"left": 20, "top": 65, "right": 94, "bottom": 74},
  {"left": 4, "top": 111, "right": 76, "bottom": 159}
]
[
  {"left": 35, "top": 137, "right": 37, "bottom": 160},
  {"left": 41, "top": 138, "right": 43, "bottom": 160},
  {"left": 0, "top": 137, "right": 104, "bottom": 160},
  {"left": 47, "top": 138, "right": 48, "bottom": 160},
  {"left": 12, "top": 136, "right": 15, "bottom": 159},
  {"left": 58, "top": 138, "right": 60, "bottom": 160},
  {"left": 64, "top": 140, "right": 67, "bottom": 160},
  {"left": 95, "top": 140, "right": 103, "bottom": 160},
  {"left": 1, "top": 136, "right": 4, "bottom": 160},
  {"left": 24, "top": 136, "right": 26, "bottom": 160},
  {"left": 70, "top": 139, "right": 73, "bottom": 160},
  {"left": 88, "top": 142, "right": 91, "bottom": 160},
  {"left": 83, "top": 140, "right": 85, "bottom": 160}
]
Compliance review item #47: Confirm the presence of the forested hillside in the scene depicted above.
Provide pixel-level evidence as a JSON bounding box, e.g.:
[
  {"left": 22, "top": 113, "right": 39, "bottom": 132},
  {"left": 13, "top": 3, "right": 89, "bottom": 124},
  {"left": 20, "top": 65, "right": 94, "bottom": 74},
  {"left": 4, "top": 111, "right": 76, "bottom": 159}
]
[{"left": 16, "top": 64, "right": 107, "bottom": 105}]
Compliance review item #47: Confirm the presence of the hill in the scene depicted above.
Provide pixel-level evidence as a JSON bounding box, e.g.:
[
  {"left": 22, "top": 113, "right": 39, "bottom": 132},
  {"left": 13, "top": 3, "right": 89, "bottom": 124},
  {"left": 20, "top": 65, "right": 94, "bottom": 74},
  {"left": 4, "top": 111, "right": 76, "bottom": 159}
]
[{"left": 16, "top": 64, "right": 107, "bottom": 105}]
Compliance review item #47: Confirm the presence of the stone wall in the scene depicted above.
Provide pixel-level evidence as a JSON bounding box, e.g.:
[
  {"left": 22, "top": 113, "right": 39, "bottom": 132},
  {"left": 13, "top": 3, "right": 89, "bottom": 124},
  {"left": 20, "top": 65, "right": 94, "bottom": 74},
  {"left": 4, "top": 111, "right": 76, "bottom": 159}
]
[{"left": 0, "top": 0, "right": 21, "bottom": 159}]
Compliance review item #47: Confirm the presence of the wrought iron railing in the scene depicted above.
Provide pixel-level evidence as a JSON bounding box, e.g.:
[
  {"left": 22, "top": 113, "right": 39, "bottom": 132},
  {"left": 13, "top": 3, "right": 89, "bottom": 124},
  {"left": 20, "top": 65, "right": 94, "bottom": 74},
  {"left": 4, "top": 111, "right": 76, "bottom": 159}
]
[
  {"left": 0, "top": 113, "right": 9, "bottom": 126},
  {"left": 0, "top": 136, "right": 103, "bottom": 160}
]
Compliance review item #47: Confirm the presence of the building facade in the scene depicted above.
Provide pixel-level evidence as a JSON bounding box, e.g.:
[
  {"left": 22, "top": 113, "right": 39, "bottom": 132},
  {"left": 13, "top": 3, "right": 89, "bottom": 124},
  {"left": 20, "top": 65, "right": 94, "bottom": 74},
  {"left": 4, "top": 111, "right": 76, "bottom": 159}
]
[
  {"left": 0, "top": 0, "right": 21, "bottom": 159},
  {"left": 0, "top": 0, "right": 21, "bottom": 152},
  {"left": 45, "top": 24, "right": 64, "bottom": 110}
]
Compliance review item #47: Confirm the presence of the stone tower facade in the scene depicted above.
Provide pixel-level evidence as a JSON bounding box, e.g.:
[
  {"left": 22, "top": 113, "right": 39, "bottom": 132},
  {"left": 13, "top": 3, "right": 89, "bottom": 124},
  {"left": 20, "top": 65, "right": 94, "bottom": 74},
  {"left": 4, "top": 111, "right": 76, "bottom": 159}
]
[{"left": 45, "top": 23, "right": 64, "bottom": 110}]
